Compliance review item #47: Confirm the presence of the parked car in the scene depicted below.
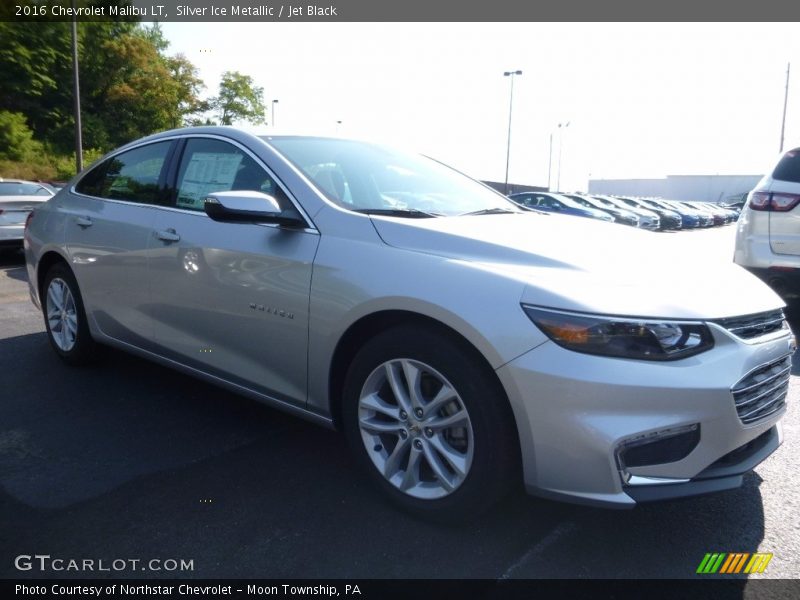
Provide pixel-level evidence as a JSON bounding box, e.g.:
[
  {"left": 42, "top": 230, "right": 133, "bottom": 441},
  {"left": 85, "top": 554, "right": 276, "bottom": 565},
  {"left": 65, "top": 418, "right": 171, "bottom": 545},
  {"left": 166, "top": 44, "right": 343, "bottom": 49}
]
[
  {"left": 593, "top": 195, "right": 660, "bottom": 230},
  {"left": 696, "top": 201, "right": 737, "bottom": 224},
  {"left": 662, "top": 200, "right": 714, "bottom": 227},
  {"left": 0, "top": 179, "right": 54, "bottom": 251},
  {"left": 25, "top": 127, "right": 793, "bottom": 520},
  {"left": 646, "top": 198, "right": 701, "bottom": 229},
  {"left": 615, "top": 197, "right": 682, "bottom": 230},
  {"left": 508, "top": 191, "right": 614, "bottom": 223},
  {"left": 683, "top": 201, "right": 727, "bottom": 226},
  {"left": 561, "top": 193, "right": 639, "bottom": 227},
  {"left": 735, "top": 146, "right": 800, "bottom": 299}
]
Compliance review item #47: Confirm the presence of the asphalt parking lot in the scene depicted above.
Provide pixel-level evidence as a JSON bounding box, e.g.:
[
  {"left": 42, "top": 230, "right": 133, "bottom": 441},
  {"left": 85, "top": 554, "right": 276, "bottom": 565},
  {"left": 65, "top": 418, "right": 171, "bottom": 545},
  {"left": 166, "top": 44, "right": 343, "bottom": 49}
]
[{"left": 1, "top": 225, "right": 799, "bottom": 581}]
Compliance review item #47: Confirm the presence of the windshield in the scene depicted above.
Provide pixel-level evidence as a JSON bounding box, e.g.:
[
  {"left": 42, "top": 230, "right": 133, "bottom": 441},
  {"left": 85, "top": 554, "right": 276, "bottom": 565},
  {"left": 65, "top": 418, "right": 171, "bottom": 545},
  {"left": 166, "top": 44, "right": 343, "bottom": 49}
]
[
  {"left": 550, "top": 193, "right": 587, "bottom": 210},
  {"left": 266, "top": 137, "right": 519, "bottom": 217}
]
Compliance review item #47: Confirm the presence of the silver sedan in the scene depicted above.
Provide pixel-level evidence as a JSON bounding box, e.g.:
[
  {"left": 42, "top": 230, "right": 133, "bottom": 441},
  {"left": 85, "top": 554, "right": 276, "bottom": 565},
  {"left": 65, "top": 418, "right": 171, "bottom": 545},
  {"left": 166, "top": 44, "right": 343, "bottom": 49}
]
[
  {"left": 24, "top": 127, "right": 794, "bottom": 520},
  {"left": 0, "top": 179, "right": 53, "bottom": 251}
]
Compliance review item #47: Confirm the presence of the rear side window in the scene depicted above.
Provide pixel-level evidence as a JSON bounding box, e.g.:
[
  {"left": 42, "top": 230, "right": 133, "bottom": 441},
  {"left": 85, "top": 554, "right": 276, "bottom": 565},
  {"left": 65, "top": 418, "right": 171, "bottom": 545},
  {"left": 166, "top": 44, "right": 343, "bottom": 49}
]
[
  {"left": 773, "top": 149, "right": 800, "bottom": 183},
  {"left": 75, "top": 142, "right": 171, "bottom": 205}
]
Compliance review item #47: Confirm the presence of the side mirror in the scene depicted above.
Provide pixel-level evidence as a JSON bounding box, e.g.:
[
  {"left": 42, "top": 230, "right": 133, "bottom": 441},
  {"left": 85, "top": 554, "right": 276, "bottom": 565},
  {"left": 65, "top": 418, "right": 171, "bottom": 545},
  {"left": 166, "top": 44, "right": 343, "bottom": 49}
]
[{"left": 204, "top": 191, "right": 305, "bottom": 227}]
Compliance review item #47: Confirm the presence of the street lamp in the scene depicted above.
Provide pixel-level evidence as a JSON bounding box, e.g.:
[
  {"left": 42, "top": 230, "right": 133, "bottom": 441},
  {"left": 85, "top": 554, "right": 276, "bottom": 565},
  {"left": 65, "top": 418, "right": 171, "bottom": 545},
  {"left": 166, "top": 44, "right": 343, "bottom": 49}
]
[
  {"left": 503, "top": 70, "right": 522, "bottom": 195},
  {"left": 271, "top": 99, "right": 279, "bottom": 127},
  {"left": 336, "top": 120, "right": 342, "bottom": 134},
  {"left": 556, "top": 121, "right": 570, "bottom": 192},
  {"left": 70, "top": 1, "right": 83, "bottom": 173}
]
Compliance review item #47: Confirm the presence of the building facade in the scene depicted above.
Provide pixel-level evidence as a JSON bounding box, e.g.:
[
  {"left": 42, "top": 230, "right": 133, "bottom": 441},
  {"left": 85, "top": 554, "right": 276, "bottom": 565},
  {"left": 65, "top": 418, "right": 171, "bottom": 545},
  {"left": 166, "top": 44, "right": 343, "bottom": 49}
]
[{"left": 588, "top": 174, "right": 762, "bottom": 203}]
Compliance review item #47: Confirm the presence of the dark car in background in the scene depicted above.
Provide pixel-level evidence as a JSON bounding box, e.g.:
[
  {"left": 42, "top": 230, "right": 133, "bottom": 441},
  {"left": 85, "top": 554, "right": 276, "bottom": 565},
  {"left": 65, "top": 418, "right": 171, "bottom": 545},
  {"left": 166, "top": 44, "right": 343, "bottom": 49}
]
[
  {"left": 697, "top": 201, "right": 737, "bottom": 223},
  {"left": 683, "top": 201, "right": 726, "bottom": 226},
  {"left": 593, "top": 195, "right": 660, "bottom": 230},
  {"left": 662, "top": 200, "right": 714, "bottom": 227},
  {"left": 509, "top": 192, "right": 615, "bottom": 223},
  {"left": 615, "top": 197, "right": 682, "bottom": 230},
  {"left": 562, "top": 193, "right": 639, "bottom": 227},
  {"left": 646, "top": 198, "right": 701, "bottom": 229}
]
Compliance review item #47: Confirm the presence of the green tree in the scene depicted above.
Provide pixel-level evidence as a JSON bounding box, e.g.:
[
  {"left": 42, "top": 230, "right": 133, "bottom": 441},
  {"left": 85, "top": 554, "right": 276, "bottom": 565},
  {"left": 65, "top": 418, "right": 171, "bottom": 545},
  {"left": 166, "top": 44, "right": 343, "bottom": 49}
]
[
  {"left": 0, "top": 20, "right": 208, "bottom": 153},
  {"left": 213, "top": 71, "right": 266, "bottom": 126},
  {"left": 0, "top": 111, "right": 42, "bottom": 161}
]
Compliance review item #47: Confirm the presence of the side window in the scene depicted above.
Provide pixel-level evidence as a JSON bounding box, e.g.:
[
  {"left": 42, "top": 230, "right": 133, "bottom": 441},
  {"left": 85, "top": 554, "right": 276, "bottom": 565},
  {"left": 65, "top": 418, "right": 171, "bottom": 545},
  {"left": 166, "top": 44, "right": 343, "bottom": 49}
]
[
  {"left": 75, "top": 142, "right": 171, "bottom": 204},
  {"left": 174, "top": 138, "right": 286, "bottom": 212},
  {"left": 773, "top": 149, "right": 800, "bottom": 184}
]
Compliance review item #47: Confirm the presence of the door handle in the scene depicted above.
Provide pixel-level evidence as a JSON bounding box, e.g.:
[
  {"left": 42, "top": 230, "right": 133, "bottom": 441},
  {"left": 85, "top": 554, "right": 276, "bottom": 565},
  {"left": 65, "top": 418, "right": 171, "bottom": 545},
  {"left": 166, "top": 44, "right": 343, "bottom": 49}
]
[
  {"left": 76, "top": 216, "right": 93, "bottom": 228},
  {"left": 154, "top": 228, "right": 181, "bottom": 243}
]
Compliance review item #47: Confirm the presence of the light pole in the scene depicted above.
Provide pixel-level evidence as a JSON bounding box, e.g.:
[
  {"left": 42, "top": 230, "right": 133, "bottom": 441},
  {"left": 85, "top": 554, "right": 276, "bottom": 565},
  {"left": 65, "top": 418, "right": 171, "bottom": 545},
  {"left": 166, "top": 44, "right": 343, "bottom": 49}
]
[
  {"left": 271, "top": 99, "right": 279, "bottom": 127},
  {"left": 547, "top": 132, "right": 553, "bottom": 191},
  {"left": 336, "top": 120, "right": 342, "bottom": 134},
  {"left": 780, "top": 62, "right": 790, "bottom": 153},
  {"left": 503, "top": 70, "right": 522, "bottom": 195},
  {"left": 556, "top": 121, "right": 570, "bottom": 192},
  {"left": 70, "top": 3, "right": 83, "bottom": 173}
]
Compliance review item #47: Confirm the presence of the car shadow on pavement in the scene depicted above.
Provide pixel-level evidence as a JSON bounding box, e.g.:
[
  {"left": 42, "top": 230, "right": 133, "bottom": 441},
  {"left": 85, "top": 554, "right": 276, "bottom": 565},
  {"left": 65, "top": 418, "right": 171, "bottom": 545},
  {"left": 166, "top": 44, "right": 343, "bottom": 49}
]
[
  {"left": 0, "top": 331, "right": 768, "bottom": 583},
  {"left": 0, "top": 250, "right": 27, "bottom": 282}
]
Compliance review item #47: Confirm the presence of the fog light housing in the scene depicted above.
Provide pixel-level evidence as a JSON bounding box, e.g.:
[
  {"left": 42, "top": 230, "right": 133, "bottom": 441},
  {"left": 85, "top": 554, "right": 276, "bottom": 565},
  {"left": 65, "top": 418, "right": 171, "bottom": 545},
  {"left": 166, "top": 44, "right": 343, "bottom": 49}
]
[{"left": 616, "top": 424, "right": 701, "bottom": 484}]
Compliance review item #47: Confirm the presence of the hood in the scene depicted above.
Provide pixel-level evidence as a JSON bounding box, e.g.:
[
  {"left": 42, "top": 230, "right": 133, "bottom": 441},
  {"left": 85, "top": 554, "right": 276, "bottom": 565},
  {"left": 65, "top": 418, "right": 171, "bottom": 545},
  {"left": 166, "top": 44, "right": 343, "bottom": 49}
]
[{"left": 370, "top": 212, "right": 783, "bottom": 319}]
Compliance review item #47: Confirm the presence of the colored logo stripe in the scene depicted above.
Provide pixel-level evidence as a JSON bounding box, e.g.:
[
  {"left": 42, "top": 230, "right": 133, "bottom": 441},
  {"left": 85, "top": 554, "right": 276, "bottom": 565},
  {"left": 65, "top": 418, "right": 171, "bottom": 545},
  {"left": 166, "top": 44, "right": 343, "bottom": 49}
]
[{"left": 697, "top": 553, "right": 773, "bottom": 574}]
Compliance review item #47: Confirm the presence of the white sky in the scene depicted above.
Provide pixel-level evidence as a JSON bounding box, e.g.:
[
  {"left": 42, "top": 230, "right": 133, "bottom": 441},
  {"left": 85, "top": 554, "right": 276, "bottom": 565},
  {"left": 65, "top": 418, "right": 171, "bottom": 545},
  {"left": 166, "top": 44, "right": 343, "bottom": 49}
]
[{"left": 158, "top": 22, "right": 799, "bottom": 191}]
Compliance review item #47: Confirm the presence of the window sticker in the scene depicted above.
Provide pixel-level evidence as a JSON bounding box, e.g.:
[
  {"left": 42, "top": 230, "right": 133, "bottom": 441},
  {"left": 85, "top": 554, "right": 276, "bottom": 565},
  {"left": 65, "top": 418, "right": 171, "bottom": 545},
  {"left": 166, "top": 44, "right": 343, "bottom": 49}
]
[{"left": 177, "top": 152, "right": 244, "bottom": 210}]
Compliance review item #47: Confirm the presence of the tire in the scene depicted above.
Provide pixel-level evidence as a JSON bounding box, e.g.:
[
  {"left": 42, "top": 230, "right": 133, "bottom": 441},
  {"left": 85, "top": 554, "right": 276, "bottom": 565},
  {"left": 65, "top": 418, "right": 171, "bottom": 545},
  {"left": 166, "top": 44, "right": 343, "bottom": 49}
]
[
  {"left": 342, "top": 325, "right": 520, "bottom": 522},
  {"left": 41, "top": 262, "right": 97, "bottom": 365}
]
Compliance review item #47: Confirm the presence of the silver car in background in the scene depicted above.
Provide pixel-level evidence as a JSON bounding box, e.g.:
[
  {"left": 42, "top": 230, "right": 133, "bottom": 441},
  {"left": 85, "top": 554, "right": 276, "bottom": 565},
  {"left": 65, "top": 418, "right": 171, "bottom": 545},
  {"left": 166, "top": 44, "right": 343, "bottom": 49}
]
[
  {"left": 0, "top": 179, "right": 54, "bottom": 251},
  {"left": 25, "top": 127, "right": 793, "bottom": 520},
  {"left": 735, "top": 146, "right": 800, "bottom": 300}
]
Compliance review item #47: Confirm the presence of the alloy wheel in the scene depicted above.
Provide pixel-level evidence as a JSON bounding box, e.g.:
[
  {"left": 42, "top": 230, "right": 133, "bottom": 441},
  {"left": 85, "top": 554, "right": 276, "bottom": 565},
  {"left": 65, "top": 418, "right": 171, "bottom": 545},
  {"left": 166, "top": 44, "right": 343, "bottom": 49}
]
[{"left": 357, "top": 358, "right": 474, "bottom": 499}]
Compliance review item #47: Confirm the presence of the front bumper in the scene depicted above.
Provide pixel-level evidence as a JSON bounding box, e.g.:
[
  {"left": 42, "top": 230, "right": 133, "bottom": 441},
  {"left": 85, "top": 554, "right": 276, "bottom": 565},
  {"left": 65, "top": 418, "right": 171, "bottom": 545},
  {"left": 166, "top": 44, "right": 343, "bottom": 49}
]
[
  {"left": 624, "top": 425, "right": 780, "bottom": 503},
  {"left": 496, "top": 323, "right": 792, "bottom": 508}
]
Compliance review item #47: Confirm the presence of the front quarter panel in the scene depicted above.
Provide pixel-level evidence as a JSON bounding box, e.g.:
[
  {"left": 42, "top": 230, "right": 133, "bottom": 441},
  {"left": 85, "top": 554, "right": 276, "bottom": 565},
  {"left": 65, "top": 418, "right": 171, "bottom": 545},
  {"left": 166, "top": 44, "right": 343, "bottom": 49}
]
[{"left": 306, "top": 209, "right": 547, "bottom": 416}]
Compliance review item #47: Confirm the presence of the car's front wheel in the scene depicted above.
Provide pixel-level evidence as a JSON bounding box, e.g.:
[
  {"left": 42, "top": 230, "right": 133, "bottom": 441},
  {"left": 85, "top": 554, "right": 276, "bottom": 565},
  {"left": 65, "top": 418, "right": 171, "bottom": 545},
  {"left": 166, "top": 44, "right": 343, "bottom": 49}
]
[
  {"left": 42, "top": 263, "right": 97, "bottom": 365},
  {"left": 342, "top": 325, "right": 519, "bottom": 521}
]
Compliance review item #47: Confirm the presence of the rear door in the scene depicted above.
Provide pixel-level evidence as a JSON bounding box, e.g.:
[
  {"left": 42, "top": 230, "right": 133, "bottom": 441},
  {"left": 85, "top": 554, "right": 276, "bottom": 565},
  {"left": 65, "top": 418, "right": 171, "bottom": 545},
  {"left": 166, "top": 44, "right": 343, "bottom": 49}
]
[
  {"left": 147, "top": 136, "right": 320, "bottom": 406},
  {"left": 65, "top": 140, "right": 176, "bottom": 348}
]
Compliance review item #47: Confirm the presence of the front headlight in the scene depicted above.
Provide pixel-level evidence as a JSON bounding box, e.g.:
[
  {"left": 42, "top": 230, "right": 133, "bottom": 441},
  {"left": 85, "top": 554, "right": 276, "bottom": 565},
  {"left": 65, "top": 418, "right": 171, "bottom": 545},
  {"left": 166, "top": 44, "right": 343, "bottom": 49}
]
[{"left": 522, "top": 305, "right": 714, "bottom": 361}]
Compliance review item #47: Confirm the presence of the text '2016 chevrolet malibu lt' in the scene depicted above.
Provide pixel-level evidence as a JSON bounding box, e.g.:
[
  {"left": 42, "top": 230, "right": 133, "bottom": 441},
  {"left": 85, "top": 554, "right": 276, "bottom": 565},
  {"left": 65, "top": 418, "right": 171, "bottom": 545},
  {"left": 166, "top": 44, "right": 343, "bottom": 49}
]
[{"left": 25, "top": 127, "right": 794, "bottom": 520}]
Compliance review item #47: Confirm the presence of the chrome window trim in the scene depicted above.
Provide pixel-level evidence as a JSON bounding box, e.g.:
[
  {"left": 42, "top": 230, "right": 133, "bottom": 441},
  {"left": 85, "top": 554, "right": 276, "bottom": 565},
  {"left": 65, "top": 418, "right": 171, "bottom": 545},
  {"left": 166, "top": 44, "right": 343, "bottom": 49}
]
[{"left": 70, "top": 133, "right": 319, "bottom": 232}]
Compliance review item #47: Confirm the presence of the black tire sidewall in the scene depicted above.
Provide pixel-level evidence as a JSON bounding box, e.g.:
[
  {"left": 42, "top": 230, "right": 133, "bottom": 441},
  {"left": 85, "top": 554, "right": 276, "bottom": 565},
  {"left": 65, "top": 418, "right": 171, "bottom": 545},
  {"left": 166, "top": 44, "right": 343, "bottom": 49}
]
[{"left": 342, "top": 325, "right": 519, "bottom": 522}]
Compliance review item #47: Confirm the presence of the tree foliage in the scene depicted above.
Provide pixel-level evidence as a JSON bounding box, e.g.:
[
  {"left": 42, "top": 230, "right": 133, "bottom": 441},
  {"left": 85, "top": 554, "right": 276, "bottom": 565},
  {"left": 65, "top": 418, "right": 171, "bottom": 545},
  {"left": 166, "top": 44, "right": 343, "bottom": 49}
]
[
  {"left": 0, "top": 111, "right": 42, "bottom": 161},
  {"left": 0, "top": 19, "right": 267, "bottom": 178},
  {"left": 0, "top": 21, "right": 208, "bottom": 153},
  {"left": 214, "top": 71, "right": 266, "bottom": 126}
]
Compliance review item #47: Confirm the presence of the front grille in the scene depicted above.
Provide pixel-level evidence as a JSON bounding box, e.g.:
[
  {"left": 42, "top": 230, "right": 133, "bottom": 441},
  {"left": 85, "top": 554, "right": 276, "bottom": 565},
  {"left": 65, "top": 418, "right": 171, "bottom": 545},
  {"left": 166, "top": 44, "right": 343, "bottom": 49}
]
[
  {"left": 731, "top": 355, "right": 791, "bottom": 424},
  {"left": 713, "top": 310, "right": 786, "bottom": 340}
]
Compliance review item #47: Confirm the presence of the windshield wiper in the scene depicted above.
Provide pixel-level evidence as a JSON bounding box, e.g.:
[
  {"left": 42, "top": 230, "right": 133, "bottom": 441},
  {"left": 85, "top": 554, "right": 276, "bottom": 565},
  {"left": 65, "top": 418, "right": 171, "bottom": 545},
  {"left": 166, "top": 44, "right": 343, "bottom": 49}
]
[
  {"left": 354, "top": 208, "right": 441, "bottom": 218},
  {"left": 459, "top": 207, "right": 519, "bottom": 216}
]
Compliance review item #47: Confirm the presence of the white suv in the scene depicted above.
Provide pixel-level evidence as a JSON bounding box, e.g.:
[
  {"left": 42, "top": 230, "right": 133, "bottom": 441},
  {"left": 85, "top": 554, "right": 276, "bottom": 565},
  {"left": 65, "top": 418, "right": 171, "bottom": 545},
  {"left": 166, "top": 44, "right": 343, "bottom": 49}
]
[{"left": 735, "top": 146, "right": 800, "bottom": 300}]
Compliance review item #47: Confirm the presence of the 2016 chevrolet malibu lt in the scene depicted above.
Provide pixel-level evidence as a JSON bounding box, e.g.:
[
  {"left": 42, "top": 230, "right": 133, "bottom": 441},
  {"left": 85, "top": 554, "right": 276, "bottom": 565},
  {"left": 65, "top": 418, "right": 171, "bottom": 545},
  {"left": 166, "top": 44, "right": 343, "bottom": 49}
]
[{"left": 25, "top": 127, "right": 793, "bottom": 520}]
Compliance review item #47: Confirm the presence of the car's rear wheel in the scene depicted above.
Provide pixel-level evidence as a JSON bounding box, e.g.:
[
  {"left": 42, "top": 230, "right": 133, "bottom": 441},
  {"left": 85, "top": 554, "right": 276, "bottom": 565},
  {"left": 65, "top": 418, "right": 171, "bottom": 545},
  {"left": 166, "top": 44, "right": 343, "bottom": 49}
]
[
  {"left": 42, "top": 263, "right": 97, "bottom": 365},
  {"left": 342, "top": 325, "right": 519, "bottom": 522}
]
